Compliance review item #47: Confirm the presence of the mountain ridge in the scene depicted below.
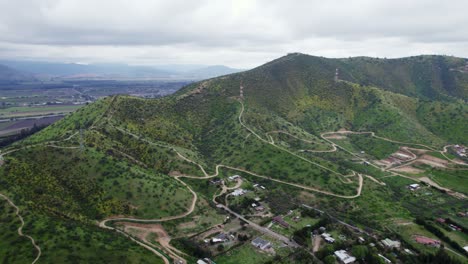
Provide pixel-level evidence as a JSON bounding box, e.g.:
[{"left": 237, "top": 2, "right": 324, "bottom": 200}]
[{"left": 0, "top": 60, "right": 244, "bottom": 80}]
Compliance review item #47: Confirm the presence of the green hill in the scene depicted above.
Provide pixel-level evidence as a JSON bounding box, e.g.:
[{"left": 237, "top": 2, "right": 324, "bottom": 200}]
[{"left": 1, "top": 53, "right": 467, "bottom": 263}]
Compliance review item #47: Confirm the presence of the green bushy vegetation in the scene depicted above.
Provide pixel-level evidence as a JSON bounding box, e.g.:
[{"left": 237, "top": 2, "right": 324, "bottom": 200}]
[
  {"left": 1, "top": 146, "right": 193, "bottom": 220},
  {"left": 0, "top": 208, "right": 165, "bottom": 263},
  {"left": 1, "top": 53, "right": 467, "bottom": 262},
  {"left": 0, "top": 200, "right": 36, "bottom": 264}
]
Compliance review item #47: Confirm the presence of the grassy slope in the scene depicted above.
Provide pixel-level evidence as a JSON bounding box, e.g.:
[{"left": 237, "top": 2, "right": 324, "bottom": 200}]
[
  {"left": 0, "top": 207, "right": 165, "bottom": 264},
  {"left": 0, "top": 200, "right": 36, "bottom": 263},
  {"left": 0, "top": 54, "right": 467, "bottom": 262}
]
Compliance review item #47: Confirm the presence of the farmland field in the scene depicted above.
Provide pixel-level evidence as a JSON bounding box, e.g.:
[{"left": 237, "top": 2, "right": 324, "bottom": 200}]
[{"left": 0, "top": 105, "right": 82, "bottom": 118}]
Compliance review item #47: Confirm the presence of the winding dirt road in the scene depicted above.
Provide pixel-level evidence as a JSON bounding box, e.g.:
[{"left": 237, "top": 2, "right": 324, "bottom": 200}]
[
  {"left": 0, "top": 193, "right": 41, "bottom": 264},
  {"left": 2, "top": 93, "right": 465, "bottom": 262}
]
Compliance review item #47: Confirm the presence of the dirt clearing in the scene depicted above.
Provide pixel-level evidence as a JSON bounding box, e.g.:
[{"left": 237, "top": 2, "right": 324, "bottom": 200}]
[{"left": 391, "top": 166, "right": 424, "bottom": 174}]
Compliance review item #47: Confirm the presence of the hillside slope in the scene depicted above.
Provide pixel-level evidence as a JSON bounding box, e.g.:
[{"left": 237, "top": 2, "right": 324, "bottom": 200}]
[{"left": 1, "top": 53, "right": 467, "bottom": 263}]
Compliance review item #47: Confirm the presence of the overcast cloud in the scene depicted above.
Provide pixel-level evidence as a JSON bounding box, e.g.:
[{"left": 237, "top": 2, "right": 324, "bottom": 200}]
[{"left": 0, "top": 0, "right": 467, "bottom": 68}]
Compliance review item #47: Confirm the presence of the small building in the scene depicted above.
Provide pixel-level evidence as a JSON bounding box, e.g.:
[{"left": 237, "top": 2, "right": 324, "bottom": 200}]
[
  {"left": 453, "top": 145, "right": 466, "bottom": 157},
  {"left": 378, "top": 254, "right": 392, "bottom": 264},
  {"left": 272, "top": 216, "right": 290, "bottom": 228},
  {"left": 260, "top": 185, "right": 266, "bottom": 190},
  {"left": 436, "top": 218, "right": 446, "bottom": 223},
  {"left": 358, "top": 237, "right": 365, "bottom": 243},
  {"left": 464, "top": 246, "right": 468, "bottom": 253},
  {"left": 228, "top": 175, "right": 241, "bottom": 181},
  {"left": 457, "top": 212, "right": 467, "bottom": 217},
  {"left": 209, "top": 178, "right": 223, "bottom": 185},
  {"left": 231, "top": 188, "right": 247, "bottom": 196},
  {"left": 197, "top": 258, "right": 214, "bottom": 264},
  {"left": 211, "top": 233, "right": 229, "bottom": 243},
  {"left": 334, "top": 250, "right": 356, "bottom": 264},
  {"left": 321, "top": 233, "right": 335, "bottom": 243},
  {"left": 414, "top": 236, "right": 440, "bottom": 247},
  {"left": 251, "top": 237, "right": 271, "bottom": 250},
  {"left": 408, "top": 184, "right": 420, "bottom": 191},
  {"left": 381, "top": 238, "right": 401, "bottom": 249},
  {"left": 255, "top": 206, "right": 265, "bottom": 212}
]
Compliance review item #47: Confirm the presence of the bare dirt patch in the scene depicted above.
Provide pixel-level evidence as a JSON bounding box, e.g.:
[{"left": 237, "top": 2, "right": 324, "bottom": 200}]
[
  {"left": 197, "top": 225, "right": 225, "bottom": 240},
  {"left": 323, "top": 134, "right": 346, "bottom": 140},
  {"left": 415, "top": 155, "right": 448, "bottom": 168},
  {"left": 406, "top": 148, "right": 429, "bottom": 155},
  {"left": 177, "top": 221, "right": 197, "bottom": 230},
  {"left": 169, "top": 171, "right": 183, "bottom": 176},
  {"left": 299, "top": 191, "right": 316, "bottom": 200},
  {"left": 391, "top": 166, "right": 424, "bottom": 174},
  {"left": 418, "top": 177, "right": 466, "bottom": 199},
  {"left": 116, "top": 222, "right": 168, "bottom": 240},
  {"left": 116, "top": 222, "right": 188, "bottom": 263}
]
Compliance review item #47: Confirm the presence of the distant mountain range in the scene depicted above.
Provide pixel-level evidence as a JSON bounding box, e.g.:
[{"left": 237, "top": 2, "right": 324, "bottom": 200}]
[
  {"left": 0, "top": 64, "right": 36, "bottom": 83},
  {"left": 0, "top": 60, "right": 244, "bottom": 81}
]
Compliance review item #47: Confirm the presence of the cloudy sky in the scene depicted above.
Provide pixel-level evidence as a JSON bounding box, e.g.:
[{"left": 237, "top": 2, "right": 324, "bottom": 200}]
[{"left": 0, "top": 0, "right": 467, "bottom": 68}]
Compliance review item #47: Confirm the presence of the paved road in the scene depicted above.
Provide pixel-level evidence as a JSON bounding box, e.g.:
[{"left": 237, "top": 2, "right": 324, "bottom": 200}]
[{"left": 302, "top": 204, "right": 373, "bottom": 236}]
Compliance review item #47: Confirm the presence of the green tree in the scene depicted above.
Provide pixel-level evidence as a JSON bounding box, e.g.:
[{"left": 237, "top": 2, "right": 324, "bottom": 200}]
[
  {"left": 351, "top": 245, "right": 369, "bottom": 260},
  {"left": 323, "top": 255, "right": 336, "bottom": 264}
]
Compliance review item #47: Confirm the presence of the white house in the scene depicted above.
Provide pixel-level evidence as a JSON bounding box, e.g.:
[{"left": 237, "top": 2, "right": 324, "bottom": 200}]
[
  {"left": 381, "top": 238, "right": 401, "bottom": 249},
  {"left": 334, "top": 250, "right": 356, "bottom": 264},
  {"left": 228, "top": 175, "right": 241, "bottom": 181},
  {"left": 251, "top": 237, "right": 271, "bottom": 250},
  {"left": 321, "top": 233, "right": 335, "bottom": 243},
  {"left": 231, "top": 188, "right": 247, "bottom": 196}
]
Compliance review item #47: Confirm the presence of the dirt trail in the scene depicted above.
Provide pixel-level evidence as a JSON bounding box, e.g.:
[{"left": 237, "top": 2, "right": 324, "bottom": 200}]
[
  {"left": 313, "top": 236, "right": 322, "bottom": 252},
  {"left": 99, "top": 175, "right": 198, "bottom": 224},
  {"left": 1, "top": 131, "right": 79, "bottom": 156},
  {"left": 0, "top": 193, "right": 41, "bottom": 264},
  {"left": 320, "top": 129, "right": 467, "bottom": 198},
  {"left": 238, "top": 101, "right": 356, "bottom": 181},
  {"left": 441, "top": 145, "right": 468, "bottom": 166},
  {"left": 8, "top": 94, "right": 464, "bottom": 261},
  {"left": 299, "top": 144, "right": 337, "bottom": 153},
  {"left": 365, "top": 175, "right": 386, "bottom": 185},
  {"left": 119, "top": 222, "right": 186, "bottom": 264},
  {"left": 390, "top": 166, "right": 424, "bottom": 174},
  {"left": 100, "top": 222, "right": 171, "bottom": 264}
]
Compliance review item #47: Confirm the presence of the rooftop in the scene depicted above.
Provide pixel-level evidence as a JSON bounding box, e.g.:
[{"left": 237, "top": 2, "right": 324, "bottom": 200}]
[
  {"left": 381, "top": 238, "right": 401, "bottom": 248},
  {"left": 334, "top": 250, "right": 356, "bottom": 264},
  {"left": 414, "top": 235, "right": 440, "bottom": 245},
  {"left": 251, "top": 237, "right": 271, "bottom": 249},
  {"left": 272, "top": 216, "right": 290, "bottom": 228}
]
